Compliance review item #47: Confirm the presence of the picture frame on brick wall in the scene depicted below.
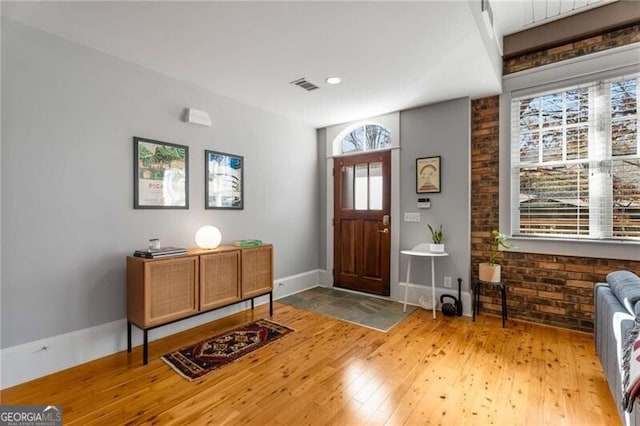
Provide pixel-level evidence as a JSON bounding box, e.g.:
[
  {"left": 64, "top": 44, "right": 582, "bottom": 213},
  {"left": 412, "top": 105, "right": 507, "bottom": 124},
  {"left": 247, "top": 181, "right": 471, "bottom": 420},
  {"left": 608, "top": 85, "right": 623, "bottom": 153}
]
[{"left": 416, "top": 156, "right": 441, "bottom": 193}]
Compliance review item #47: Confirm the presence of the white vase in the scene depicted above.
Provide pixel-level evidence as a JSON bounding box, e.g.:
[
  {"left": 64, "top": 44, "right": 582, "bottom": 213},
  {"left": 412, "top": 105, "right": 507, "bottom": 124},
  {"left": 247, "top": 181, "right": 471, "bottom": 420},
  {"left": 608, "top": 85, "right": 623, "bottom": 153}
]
[
  {"left": 479, "top": 263, "right": 501, "bottom": 282},
  {"left": 430, "top": 243, "right": 445, "bottom": 253}
]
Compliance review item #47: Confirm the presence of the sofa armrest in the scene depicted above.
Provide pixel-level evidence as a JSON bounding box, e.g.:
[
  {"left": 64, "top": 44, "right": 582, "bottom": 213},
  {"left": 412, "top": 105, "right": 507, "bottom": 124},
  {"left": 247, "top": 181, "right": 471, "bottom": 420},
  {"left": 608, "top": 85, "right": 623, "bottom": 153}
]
[
  {"left": 595, "top": 283, "right": 638, "bottom": 425},
  {"left": 607, "top": 271, "right": 640, "bottom": 316}
]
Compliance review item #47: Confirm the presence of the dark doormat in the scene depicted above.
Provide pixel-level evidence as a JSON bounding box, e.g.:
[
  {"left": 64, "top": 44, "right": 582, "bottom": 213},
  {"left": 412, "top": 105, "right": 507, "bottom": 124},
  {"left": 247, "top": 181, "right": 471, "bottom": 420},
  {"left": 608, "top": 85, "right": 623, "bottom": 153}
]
[{"left": 278, "top": 286, "right": 417, "bottom": 332}]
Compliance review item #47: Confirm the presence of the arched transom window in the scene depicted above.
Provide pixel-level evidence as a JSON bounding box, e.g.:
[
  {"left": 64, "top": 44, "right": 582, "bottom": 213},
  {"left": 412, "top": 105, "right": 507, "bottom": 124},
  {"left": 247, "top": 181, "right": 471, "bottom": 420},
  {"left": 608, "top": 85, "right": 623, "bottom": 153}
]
[{"left": 340, "top": 124, "right": 391, "bottom": 154}]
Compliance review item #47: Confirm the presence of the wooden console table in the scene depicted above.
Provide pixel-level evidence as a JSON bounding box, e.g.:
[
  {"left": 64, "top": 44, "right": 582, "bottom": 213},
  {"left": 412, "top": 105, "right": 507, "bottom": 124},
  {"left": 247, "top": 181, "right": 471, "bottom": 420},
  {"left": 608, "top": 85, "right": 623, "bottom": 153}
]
[{"left": 126, "top": 244, "right": 273, "bottom": 365}]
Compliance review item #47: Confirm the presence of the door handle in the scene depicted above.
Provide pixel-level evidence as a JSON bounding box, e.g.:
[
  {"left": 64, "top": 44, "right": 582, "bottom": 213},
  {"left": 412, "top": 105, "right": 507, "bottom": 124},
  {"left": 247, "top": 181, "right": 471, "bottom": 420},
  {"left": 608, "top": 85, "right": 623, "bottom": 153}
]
[
  {"left": 382, "top": 215, "right": 390, "bottom": 226},
  {"left": 378, "top": 228, "right": 389, "bottom": 234}
]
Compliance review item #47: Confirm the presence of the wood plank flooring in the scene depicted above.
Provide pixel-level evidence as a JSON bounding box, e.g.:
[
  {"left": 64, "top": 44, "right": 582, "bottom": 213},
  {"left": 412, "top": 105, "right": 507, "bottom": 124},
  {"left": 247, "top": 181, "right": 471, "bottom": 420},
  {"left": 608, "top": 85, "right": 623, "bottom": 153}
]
[{"left": 0, "top": 303, "right": 620, "bottom": 425}]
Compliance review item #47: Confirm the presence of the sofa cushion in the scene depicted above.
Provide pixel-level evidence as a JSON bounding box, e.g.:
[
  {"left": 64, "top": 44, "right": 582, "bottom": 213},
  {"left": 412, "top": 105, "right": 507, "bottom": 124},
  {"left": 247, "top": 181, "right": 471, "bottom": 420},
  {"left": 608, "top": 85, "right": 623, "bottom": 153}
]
[{"left": 607, "top": 271, "right": 640, "bottom": 315}]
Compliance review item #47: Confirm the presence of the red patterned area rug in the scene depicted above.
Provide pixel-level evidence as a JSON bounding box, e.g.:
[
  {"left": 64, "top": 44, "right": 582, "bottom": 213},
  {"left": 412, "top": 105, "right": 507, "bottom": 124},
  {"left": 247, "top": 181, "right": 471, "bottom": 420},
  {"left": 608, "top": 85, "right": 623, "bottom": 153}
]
[{"left": 161, "top": 319, "right": 293, "bottom": 381}]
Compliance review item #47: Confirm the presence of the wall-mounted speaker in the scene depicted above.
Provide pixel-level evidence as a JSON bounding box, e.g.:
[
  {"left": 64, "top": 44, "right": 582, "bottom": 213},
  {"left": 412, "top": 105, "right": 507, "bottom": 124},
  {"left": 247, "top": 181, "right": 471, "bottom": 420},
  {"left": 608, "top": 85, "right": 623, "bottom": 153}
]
[{"left": 184, "top": 108, "right": 212, "bottom": 127}]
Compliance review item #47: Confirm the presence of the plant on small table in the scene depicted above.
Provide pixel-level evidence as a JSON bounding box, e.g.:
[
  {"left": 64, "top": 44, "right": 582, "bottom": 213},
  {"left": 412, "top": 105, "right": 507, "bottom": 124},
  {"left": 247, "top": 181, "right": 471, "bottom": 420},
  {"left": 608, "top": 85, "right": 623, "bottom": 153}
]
[
  {"left": 489, "top": 230, "right": 511, "bottom": 266},
  {"left": 428, "top": 224, "right": 445, "bottom": 252},
  {"left": 480, "top": 230, "right": 512, "bottom": 282}
]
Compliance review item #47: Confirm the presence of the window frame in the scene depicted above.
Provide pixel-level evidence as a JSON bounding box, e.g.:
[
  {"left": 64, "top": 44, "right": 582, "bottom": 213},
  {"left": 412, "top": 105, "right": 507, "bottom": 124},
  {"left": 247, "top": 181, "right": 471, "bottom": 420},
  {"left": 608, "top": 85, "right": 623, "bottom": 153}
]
[
  {"left": 334, "top": 123, "right": 392, "bottom": 156},
  {"left": 499, "top": 45, "right": 640, "bottom": 261}
]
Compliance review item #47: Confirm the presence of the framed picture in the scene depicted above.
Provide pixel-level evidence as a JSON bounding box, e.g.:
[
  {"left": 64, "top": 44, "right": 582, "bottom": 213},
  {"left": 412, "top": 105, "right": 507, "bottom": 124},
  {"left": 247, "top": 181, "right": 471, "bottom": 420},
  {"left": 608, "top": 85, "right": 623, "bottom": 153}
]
[
  {"left": 416, "top": 156, "right": 441, "bottom": 193},
  {"left": 133, "top": 137, "right": 189, "bottom": 209},
  {"left": 205, "top": 150, "right": 244, "bottom": 210}
]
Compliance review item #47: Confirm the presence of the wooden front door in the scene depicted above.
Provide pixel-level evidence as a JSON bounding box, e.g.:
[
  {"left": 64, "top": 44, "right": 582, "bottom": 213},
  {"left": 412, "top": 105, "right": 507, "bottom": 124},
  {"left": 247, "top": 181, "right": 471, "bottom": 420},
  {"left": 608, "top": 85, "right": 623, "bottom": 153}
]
[{"left": 333, "top": 151, "right": 391, "bottom": 296}]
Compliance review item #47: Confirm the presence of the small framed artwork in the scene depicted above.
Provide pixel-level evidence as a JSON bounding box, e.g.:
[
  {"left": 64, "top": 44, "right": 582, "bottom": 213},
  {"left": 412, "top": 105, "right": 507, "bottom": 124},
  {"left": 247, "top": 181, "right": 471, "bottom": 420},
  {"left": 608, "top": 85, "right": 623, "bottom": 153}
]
[
  {"left": 205, "top": 150, "right": 244, "bottom": 210},
  {"left": 416, "top": 156, "right": 441, "bottom": 194},
  {"left": 133, "top": 137, "right": 189, "bottom": 209}
]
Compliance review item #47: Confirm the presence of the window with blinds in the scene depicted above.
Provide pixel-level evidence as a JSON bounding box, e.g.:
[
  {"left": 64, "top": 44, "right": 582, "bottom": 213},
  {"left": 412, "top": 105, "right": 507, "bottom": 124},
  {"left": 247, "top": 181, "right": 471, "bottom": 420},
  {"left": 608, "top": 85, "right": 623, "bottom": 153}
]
[{"left": 510, "top": 73, "right": 640, "bottom": 240}]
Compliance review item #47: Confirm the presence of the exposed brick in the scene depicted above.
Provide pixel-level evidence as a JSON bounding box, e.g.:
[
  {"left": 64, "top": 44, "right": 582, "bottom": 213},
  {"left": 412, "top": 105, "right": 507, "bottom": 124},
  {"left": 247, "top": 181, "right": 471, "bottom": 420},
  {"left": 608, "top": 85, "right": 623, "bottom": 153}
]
[
  {"left": 472, "top": 128, "right": 498, "bottom": 137},
  {"left": 481, "top": 302, "right": 503, "bottom": 312},
  {"left": 539, "top": 277, "right": 565, "bottom": 286},
  {"left": 593, "top": 265, "right": 629, "bottom": 275},
  {"left": 547, "top": 44, "right": 575, "bottom": 55},
  {"left": 565, "top": 264, "right": 595, "bottom": 273},
  {"left": 580, "top": 304, "right": 595, "bottom": 313},
  {"left": 471, "top": 24, "right": 640, "bottom": 332},
  {"left": 565, "top": 294, "right": 591, "bottom": 304},
  {"left": 538, "top": 262, "right": 565, "bottom": 271},
  {"left": 574, "top": 35, "right": 604, "bottom": 48},
  {"left": 539, "top": 305, "right": 567, "bottom": 315},
  {"left": 538, "top": 291, "right": 565, "bottom": 301},
  {"left": 566, "top": 279, "right": 593, "bottom": 289},
  {"left": 511, "top": 287, "right": 537, "bottom": 297},
  {"left": 503, "top": 24, "right": 640, "bottom": 75},
  {"left": 580, "top": 273, "right": 606, "bottom": 283}
]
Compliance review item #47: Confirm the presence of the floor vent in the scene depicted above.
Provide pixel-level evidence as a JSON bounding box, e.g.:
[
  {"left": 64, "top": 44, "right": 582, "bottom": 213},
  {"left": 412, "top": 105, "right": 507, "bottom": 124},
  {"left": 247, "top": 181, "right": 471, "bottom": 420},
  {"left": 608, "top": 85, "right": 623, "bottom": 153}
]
[{"left": 290, "top": 77, "right": 319, "bottom": 92}]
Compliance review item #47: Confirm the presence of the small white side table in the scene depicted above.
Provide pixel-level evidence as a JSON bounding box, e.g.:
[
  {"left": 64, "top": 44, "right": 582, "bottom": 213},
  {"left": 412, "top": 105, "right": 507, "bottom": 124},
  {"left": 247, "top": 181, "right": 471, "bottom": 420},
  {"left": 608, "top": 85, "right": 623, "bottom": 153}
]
[{"left": 400, "top": 243, "right": 449, "bottom": 319}]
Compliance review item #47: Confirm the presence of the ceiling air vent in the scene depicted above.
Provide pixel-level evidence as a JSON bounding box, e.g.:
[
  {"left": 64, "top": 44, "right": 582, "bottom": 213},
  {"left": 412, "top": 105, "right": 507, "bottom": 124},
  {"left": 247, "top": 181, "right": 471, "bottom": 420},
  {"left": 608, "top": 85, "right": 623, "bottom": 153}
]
[{"left": 290, "top": 77, "right": 319, "bottom": 92}]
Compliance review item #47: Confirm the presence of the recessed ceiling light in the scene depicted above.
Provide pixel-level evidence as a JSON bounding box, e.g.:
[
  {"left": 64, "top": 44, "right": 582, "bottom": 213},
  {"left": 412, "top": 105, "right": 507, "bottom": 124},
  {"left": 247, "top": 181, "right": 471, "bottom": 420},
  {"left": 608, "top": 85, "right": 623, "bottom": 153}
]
[{"left": 325, "top": 76, "right": 341, "bottom": 85}]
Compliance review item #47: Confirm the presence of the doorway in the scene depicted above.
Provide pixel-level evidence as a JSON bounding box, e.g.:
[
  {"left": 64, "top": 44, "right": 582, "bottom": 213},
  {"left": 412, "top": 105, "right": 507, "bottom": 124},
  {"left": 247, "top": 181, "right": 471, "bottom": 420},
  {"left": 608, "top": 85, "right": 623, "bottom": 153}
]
[{"left": 333, "top": 150, "right": 391, "bottom": 296}]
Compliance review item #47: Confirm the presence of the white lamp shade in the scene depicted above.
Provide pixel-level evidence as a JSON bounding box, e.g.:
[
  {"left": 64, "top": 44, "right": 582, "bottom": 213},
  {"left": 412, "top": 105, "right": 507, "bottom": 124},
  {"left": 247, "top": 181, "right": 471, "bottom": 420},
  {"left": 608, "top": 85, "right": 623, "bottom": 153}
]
[{"left": 195, "top": 226, "right": 222, "bottom": 249}]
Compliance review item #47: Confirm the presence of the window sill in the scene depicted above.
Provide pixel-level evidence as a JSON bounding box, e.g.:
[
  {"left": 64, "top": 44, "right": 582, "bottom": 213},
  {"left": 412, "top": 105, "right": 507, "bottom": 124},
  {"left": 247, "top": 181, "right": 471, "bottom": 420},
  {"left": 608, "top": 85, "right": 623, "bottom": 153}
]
[{"left": 504, "top": 235, "right": 639, "bottom": 261}]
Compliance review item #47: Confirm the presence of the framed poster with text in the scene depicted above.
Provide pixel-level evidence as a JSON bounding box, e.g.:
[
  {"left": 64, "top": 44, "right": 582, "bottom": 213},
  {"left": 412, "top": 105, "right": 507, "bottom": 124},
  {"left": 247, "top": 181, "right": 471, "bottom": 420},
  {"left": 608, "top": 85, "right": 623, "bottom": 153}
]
[{"left": 133, "top": 137, "right": 189, "bottom": 209}]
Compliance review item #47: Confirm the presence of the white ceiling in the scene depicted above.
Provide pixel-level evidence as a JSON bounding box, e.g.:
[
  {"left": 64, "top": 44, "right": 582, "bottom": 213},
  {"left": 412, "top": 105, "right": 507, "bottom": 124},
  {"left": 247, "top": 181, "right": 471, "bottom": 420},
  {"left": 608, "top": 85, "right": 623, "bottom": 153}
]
[
  {"left": 0, "top": 1, "right": 611, "bottom": 129},
  {"left": 492, "top": 0, "right": 612, "bottom": 36}
]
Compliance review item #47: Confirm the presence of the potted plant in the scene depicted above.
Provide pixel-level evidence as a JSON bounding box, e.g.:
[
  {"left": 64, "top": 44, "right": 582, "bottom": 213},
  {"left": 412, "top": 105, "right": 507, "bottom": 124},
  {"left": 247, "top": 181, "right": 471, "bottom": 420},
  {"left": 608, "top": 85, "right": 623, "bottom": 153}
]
[
  {"left": 427, "top": 224, "right": 445, "bottom": 252},
  {"left": 479, "top": 230, "right": 511, "bottom": 282}
]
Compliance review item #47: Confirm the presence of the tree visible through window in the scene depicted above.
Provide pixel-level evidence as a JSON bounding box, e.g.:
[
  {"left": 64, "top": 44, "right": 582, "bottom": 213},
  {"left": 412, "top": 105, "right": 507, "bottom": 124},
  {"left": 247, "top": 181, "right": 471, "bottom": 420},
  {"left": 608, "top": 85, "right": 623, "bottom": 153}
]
[
  {"left": 340, "top": 124, "right": 391, "bottom": 154},
  {"left": 511, "top": 74, "right": 640, "bottom": 240}
]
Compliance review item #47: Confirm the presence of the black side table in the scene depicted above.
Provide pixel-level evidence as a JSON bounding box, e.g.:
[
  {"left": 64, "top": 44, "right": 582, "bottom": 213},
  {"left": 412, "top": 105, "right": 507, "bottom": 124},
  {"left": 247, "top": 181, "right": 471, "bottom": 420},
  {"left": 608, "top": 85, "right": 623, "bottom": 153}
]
[{"left": 473, "top": 279, "right": 507, "bottom": 328}]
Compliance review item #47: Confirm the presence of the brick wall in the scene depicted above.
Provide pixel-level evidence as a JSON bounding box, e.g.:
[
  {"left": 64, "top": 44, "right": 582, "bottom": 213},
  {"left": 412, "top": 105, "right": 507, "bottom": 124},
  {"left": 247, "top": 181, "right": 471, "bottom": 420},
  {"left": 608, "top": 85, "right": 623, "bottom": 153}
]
[
  {"left": 471, "top": 23, "right": 640, "bottom": 332},
  {"left": 503, "top": 23, "right": 640, "bottom": 74}
]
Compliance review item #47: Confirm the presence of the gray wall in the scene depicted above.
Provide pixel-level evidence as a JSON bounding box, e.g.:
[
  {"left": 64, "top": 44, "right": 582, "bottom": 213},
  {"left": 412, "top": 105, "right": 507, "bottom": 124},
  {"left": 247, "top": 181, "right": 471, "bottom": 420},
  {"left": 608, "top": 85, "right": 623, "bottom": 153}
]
[
  {"left": 316, "top": 98, "right": 471, "bottom": 298},
  {"left": 399, "top": 98, "right": 471, "bottom": 294},
  {"left": 1, "top": 19, "right": 319, "bottom": 348}
]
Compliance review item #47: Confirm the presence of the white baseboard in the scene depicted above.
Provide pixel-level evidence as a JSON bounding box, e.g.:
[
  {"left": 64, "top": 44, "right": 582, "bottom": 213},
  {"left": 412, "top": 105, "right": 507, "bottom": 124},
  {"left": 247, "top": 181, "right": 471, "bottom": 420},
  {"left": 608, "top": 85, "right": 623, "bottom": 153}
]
[
  {"left": 317, "top": 269, "right": 331, "bottom": 286},
  {"left": 0, "top": 269, "right": 322, "bottom": 390},
  {"left": 399, "top": 287, "right": 473, "bottom": 317},
  {"left": 0, "top": 319, "right": 127, "bottom": 391},
  {"left": 273, "top": 269, "right": 325, "bottom": 299},
  {"left": 315, "top": 270, "right": 473, "bottom": 317}
]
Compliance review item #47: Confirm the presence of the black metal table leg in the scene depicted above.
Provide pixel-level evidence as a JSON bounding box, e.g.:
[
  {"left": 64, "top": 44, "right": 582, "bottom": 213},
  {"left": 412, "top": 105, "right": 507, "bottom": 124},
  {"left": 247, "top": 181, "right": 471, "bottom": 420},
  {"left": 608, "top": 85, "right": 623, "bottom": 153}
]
[
  {"left": 474, "top": 280, "right": 509, "bottom": 327},
  {"left": 143, "top": 329, "right": 148, "bottom": 365},
  {"left": 472, "top": 282, "right": 479, "bottom": 321},
  {"left": 251, "top": 298, "right": 255, "bottom": 310},
  {"left": 127, "top": 321, "right": 132, "bottom": 353},
  {"left": 501, "top": 284, "right": 507, "bottom": 328},
  {"left": 269, "top": 292, "right": 273, "bottom": 316}
]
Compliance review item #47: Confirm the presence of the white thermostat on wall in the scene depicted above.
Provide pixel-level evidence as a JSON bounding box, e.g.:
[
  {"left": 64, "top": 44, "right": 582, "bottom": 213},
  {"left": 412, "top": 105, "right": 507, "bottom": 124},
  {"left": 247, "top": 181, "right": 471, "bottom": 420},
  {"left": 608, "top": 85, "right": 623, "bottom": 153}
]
[{"left": 417, "top": 198, "right": 431, "bottom": 209}]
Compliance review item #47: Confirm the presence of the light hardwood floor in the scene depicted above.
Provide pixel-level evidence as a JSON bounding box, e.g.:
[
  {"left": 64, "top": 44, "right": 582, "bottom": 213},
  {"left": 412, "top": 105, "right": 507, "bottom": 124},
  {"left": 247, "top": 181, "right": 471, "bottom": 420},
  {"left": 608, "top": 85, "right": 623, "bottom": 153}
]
[{"left": 0, "top": 303, "right": 620, "bottom": 425}]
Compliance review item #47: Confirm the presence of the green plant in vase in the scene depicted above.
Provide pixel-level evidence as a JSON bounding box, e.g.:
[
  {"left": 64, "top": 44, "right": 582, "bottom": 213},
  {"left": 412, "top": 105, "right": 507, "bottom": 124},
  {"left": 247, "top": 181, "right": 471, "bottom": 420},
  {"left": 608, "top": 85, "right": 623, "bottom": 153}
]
[
  {"left": 488, "top": 230, "right": 511, "bottom": 266},
  {"left": 427, "top": 224, "right": 444, "bottom": 252},
  {"left": 480, "top": 230, "right": 512, "bottom": 282}
]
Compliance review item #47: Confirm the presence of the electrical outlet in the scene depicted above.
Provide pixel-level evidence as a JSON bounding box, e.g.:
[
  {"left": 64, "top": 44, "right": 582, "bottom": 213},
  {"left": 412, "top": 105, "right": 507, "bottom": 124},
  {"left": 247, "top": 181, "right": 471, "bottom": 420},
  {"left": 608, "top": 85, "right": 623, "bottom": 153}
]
[{"left": 444, "top": 276, "right": 452, "bottom": 288}]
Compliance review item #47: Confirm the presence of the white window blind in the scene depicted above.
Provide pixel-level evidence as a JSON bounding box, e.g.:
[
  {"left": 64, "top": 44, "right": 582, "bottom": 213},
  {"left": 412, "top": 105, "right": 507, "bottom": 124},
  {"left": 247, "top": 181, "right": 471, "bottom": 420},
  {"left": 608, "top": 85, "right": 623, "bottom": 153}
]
[{"left": 510, "top": 73, "right": 640, "bottom": 240}]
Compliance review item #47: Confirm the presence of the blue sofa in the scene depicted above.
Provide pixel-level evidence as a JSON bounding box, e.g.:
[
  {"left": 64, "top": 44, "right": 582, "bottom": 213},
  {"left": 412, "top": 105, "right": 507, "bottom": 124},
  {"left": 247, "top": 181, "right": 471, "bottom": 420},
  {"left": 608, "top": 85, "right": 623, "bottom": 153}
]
[{"left": 595, "top": 270, "right": 640, "bottom": 425}]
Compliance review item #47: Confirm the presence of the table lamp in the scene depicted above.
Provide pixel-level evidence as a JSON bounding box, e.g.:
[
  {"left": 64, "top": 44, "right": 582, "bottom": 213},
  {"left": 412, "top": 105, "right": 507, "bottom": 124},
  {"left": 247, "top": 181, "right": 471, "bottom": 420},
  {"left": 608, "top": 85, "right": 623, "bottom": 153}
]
[{"left": 195, "top": 225, "right": 222, "bottom": 249}]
